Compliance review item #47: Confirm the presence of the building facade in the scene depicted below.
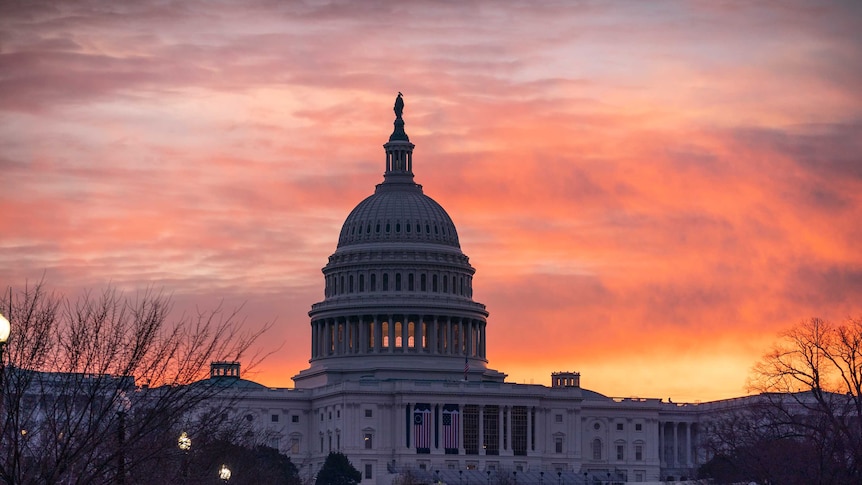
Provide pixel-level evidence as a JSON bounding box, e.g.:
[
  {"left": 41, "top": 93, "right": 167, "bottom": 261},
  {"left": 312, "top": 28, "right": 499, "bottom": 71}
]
[{"left": 226, "top": 96, "right": 704, "bottom": 484}]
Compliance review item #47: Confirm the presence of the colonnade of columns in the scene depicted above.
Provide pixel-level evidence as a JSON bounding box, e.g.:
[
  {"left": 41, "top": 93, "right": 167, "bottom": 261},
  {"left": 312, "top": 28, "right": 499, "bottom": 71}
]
[
  {"left": 658, "top": 421, "right": 697, "bottom": 470},
  {"left": 386, "top": 147, "right": 413, "bottom": 172},
  {"left": 401, "top": 404, "right": 534, "bottom": 456},
  {"left": 311, "top": 315, "right": 486, "bottom": 360}
]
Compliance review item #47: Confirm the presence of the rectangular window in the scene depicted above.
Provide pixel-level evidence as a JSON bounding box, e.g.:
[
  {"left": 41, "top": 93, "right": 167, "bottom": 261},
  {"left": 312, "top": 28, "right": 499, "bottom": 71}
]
[
  {"left": 512, "top": 406, "right": 527, "bottom": 456},
  {"left": 271, "top": 414, "right": 279, "bottom": 422},
  {"left": 365, "top": 433, "right": 373, "bottom": 449},
  {"left": 555, "top": 437, "right": 563, "bottom": 453},
  {"left": 483, "top": 405, "right": 499, "bottom": 456},
  {"left": 292, "top": 415, "right": 299, "bottom": 423},
  {"left": 555, "top": 414, "right": 563, "bottom": 423},
  {"left": 365, "top": 409, "right": 373, "bottom": 418},
  {"left": 290, "top": 438, "right": 300, "bottom": 454},
  {"left": 616, "top": 423, "right": 624, "bottom": 431},
  {"left": 617, "top": 444, "right": 625, "bottom": 460},
  {"left": 635, "top": 445, "right": 643, "bottom": 461},
  {"left": 463, "top": 405, "right": 480, "bottom": 455},
  {"left": 365, "top": 464, "right": 373, "bottom": 479},
  {"left": 635, "top": 423, "right": 642, "bottom": 431}
]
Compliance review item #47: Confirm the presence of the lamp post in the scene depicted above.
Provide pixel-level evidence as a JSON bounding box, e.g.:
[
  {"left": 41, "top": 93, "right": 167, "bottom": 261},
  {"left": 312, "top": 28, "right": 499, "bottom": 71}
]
[
  {"left": 583, "top": 471, "right": 588, "bottom": 484},
  {"left": 513, "top": 471, "right": 517, "bottom": 485},
  {"left": 178, "top": 431, "right": 191, "bottom": 482},
  {"left": 487, "top": 470, "right": 491, "bottom": 485},
  {"left": 435, "top": 470, "right": 440, "bottom": 484},
  {"left": 558, "top": 470, "right": 562, "bottom": 485},
  {"left": 0, "top": 311, "right": 10, "bottom": 395},
  {"left": 606, "top": 472, "right": 611, "bottom": 485},
  {"left": 219, "top": 464, "right": 232, "bottom": 483},
  {"left": 459, "top": 470, "right": 463, "bottom": 485},
  {"left": 541, "top": 471, "right": 544, "bottom": 485}
]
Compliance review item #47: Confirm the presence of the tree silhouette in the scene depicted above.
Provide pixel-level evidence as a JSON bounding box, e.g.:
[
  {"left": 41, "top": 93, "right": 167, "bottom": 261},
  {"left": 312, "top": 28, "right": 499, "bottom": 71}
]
[
  {"left": 314, "top": 452, "right": 361, "bottom": 485},
  {"left": 0, "top": 280, "right": 270, "bottom": 485},
  {"left": 701, "top": 317, "right": 862, "bottom": 484}
]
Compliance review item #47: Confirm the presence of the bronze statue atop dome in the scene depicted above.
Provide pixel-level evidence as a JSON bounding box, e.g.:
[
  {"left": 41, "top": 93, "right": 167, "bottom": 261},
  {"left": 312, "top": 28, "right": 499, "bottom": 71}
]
[{"left": 394, "top": 92, "right": 404, "bottom": 119}]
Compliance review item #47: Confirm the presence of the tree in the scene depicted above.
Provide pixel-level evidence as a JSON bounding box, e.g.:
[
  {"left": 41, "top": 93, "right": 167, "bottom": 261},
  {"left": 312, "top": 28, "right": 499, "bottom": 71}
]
[
  {"left": 0, "top": 280, "right": 270, "bottom": 485},
  {"left": 314, "top": 452, "right": 361, "bottom": 485},
  {"left": 701, "top": 317, "right": 862, "bottom": 484}
]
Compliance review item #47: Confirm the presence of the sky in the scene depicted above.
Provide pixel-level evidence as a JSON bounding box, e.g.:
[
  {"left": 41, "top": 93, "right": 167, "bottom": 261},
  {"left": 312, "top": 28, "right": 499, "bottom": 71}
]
[{"left": 2, "top": 0, "right": 861, "bottom": 402}]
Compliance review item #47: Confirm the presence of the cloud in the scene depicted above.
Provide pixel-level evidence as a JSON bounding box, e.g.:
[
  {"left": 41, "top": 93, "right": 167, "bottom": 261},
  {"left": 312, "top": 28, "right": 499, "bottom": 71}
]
[{"left": 1, "top": 0, "right": 861, "bottom": 402}]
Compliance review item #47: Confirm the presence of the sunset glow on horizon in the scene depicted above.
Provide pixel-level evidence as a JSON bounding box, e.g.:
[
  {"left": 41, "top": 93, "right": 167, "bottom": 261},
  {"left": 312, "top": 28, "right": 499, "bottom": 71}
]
[{"left": 2, "top": 0, "right": 861, "bottom": 403}]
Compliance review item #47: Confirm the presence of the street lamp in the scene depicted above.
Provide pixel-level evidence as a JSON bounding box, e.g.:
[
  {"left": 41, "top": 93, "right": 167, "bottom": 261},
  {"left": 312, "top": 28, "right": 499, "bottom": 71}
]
[
  {"left": 583, "top": 471, "right": 588, "bottom": 484},
  {"left": 487, "top": 470, "right": 491, "bottom": 485},
  {"left": 541, "top": 471, "right": 544, "bottom": 484},
  {"left": 219, "top": 464, "right": 232, "bottom": 483},
  {"left": 558, "top": 470, "right": 562, "bottom": 485},
  {"left": 0, "top": 311, "right": 9, "bottom": 395},
  {"left": 513, "top": 471, "right": 517, "bottom": 485},
  {"left": 178, "top": 432, "right": 191, "bottom": 481}
]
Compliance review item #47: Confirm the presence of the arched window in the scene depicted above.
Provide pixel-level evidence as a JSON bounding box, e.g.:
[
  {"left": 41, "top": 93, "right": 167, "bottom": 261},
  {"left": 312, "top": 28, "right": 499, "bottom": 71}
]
[
  {"left": 432, "top": 275, "right": 438, "bottom": 292},
  {"left": 349, "top": 275, "right": 354, "bottom": 293},
  {"left": 408, "top": 273, "right": 414, "bottom": 291},
  {"left": 395, "top": 273, "right": 402, "bottom": 291},
  {"left": 592, "top": 438, "right": 602, "bottom": 460},
  {"left": 420, "top": 274, "right": 427, "bottom": 292},
  {"left": 383, "top": 273, "right": 389, "bottom": 291},
  {"left": 359, "top": 274, "right": 365, "bottom": 292},
  {"left": 371, "top": 274, "right": 377, "bottom": 291}
]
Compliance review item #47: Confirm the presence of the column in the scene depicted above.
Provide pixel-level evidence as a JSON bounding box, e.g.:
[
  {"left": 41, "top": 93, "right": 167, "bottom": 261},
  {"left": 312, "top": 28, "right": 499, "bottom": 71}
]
[
  {"left": 658, "top": 421, "right": 664, "bottom": 467},
  {"left": 498, "top": 406, "right": 505, "bottom": 452},
  {"left": 374, "top": 317, "right": 382, "bottom": 353},
  {"left": 459, "top": 402, "right": 465, "bottom": 455},
  {"left": 430, "top": 316, "right": 438, "bottom": 355},
  {"left": 445, "top": 318, "right": 452, "bottom": 355},
  {"left": 479, "top": 406, "right": 485, "bottom": 455},
  {"left": 526, "top": 407, "right": 533, "bottom": 455},
  {"left": 672, "top": 422, "right": 678, "bottom": 468},
  {"left": 685, "top": 423, "right": 692, "bottom": 467},
  {"left": 401, "top": 316, "right": 409, "bottom": 352},
  {"left": 388, "top": 315, "right": 395, "bottom": 353},
  {"left": 506, "top": 406, "right": 513, "bottom": 452},
  {"left": 311, "top": 321, "right": 318, "bottom": 358}
]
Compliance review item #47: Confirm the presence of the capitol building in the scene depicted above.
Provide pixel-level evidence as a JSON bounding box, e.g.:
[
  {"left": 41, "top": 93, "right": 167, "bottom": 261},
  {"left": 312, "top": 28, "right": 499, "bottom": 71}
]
[{"left": 223, "top": 95, "right": 709, "bottom": 484}]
